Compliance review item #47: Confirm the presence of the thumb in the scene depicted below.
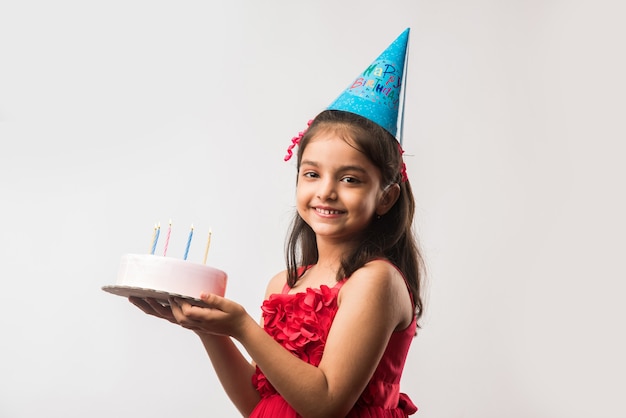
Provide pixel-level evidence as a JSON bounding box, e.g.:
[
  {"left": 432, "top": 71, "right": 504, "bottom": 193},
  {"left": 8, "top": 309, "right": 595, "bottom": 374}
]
[{"left": 199, "top": 292, "right": 225, "bottom": 308}]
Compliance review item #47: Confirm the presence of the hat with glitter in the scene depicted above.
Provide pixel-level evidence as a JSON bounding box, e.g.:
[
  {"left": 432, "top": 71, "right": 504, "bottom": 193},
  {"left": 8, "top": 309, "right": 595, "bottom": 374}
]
[
  {"left": 283, "top": 28, "right": 411, "bottom": 163},
  {"left": 327, "top": 28, "right": 410, "bottom": 143}
]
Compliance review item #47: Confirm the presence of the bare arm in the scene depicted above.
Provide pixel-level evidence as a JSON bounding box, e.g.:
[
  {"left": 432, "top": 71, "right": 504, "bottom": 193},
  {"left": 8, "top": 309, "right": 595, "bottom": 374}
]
[
  {"left": 168, "top": 271, "right": 287, "bottom": 416},
  {"left": 174, "top": 261, "right": 413, "bottom": 418},
  {"left": 196, "top": 334, "right": 259, "bottom": 416},
  {"left": 129, "top": 297, "right": 260, "bottom": 416}
]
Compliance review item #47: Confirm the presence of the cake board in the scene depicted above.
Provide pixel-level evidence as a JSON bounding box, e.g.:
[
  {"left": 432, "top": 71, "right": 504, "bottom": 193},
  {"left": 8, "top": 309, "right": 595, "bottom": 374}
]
[{"left": 102, "top": 285, "right": 211, "bottom": 308}]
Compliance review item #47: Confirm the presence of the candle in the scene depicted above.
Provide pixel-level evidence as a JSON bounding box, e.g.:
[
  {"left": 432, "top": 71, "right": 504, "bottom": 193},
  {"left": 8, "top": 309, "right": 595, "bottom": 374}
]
[
  {"left": 202, "top": 228, "right": 212, "bottom": 264},
  {"left": 183, "top": 224, "right": 194, "bottom": 260},
  {"left": 150, "top": 223, "right": 161, "bottom": 255},
  {"left": 163, "top": 219, "right": 172, "bottom": 256}
]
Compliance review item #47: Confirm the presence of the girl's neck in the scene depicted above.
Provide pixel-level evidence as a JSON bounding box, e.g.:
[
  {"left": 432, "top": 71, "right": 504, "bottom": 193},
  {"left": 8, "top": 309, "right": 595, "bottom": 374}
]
[
  {"left": 315, "top": 237, "right": 357, "bottom": 271},
  {"left": 290, "top": 238, "right": 356, "bottom": 291}
]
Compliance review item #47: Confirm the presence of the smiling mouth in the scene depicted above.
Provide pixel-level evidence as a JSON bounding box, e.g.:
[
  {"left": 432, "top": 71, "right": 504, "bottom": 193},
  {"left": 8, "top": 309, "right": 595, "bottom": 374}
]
[{"left": 315, "top": 208, "right": 344, "bottom": 215}]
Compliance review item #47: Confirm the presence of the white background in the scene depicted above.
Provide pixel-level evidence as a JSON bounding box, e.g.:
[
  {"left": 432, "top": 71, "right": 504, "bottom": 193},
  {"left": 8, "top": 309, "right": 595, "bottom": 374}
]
[{"left": 1, "top": 1, "right": 625, "bottom": 417}]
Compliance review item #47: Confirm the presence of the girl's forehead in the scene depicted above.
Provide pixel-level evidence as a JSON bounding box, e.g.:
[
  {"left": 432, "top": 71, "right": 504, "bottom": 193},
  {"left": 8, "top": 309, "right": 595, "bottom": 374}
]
[
  {"left": 310, "top": 123, "right": 354, "bottom": 140},
  {"left": 301, "top": 134, "right": 375, "bottom": 169},
  {"left": 306, "top": 127, "right": 359, "bottom": 150},
  {"left": 304, "top": 134, "right": 359, "bottom": 156}
]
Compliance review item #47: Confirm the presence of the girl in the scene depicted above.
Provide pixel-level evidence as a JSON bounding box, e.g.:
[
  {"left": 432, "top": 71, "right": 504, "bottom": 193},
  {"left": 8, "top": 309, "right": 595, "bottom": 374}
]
[
  {"left": 131, "top": 29, "right": 425, "bottom": 417},
  {"left": 130, "top": 109, "right": 424, "bottom": 417}
]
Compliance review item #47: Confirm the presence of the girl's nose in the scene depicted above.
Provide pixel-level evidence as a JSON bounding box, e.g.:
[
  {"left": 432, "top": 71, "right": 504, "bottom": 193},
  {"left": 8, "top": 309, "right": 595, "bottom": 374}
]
[{"left": 317, "top": 179, "right": 337, "bottom": 201}]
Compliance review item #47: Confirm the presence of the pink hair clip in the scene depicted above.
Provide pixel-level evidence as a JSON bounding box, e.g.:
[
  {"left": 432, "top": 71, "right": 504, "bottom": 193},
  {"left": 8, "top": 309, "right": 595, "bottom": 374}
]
[
  {"left": 397, "top": 143, "right": 408, "bottom": 182},
  {"left": 284, "top": 120, "right": 313, "bottom": 161}
]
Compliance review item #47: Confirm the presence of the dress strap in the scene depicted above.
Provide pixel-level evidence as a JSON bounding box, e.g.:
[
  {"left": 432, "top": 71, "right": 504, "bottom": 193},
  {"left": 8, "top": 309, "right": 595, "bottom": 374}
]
[
  {"left": 282, "top": 265, "right": 313, "bottom": 294},
  {"left": 281, "top": 281, "right": 291, "bottom": 294},
  {"left": 334, "top": 278, "right": 347, "bottom": 291}
]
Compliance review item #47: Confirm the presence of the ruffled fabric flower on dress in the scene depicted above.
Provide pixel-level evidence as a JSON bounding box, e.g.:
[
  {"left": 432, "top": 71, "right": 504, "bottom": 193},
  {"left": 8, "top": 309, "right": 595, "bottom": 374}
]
[{"left": 252, "top": 285, "right": 340, "bottom": 397}]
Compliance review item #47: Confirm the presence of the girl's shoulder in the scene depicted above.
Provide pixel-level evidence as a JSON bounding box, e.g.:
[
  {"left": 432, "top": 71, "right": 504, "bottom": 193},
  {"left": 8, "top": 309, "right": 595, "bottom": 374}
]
[
  {"left": 339, "top": 259, "right": 413, "bottom": 326},
  {"left": 350, "top": 258, "right": 405, "bottom": 284},
  {"left": 340, "top": 259, "right": 402, "bottom": 294},
  {"left": 264, "top": 269, "right": 288, "bottom": 299}
]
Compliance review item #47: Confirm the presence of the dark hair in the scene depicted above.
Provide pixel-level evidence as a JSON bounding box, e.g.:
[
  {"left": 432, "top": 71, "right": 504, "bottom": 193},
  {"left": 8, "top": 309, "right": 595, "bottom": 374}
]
[{"left": 285, "top": 110, "right": 424, "bottom": 322}]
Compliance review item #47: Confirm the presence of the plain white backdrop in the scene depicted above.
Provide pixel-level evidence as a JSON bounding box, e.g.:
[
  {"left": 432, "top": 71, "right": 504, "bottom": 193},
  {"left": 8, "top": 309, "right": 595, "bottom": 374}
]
[{"left": 1, "top": 1, "right": 624, "bottom": 417}]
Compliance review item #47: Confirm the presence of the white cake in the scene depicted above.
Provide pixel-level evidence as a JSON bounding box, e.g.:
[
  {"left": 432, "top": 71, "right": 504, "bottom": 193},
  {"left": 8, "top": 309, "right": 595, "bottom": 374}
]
[{"left": 102, "top": 254, "right": 227, "bottom": 305}]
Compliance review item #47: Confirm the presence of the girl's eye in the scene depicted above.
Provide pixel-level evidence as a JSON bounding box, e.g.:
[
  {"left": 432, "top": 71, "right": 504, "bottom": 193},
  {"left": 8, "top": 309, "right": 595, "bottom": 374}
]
[
  {"left": 341, "top": 176, "right": 361, "bottom": 184},
  {"left": 302, "top": 171, "right": 319, "bottom": 178}
]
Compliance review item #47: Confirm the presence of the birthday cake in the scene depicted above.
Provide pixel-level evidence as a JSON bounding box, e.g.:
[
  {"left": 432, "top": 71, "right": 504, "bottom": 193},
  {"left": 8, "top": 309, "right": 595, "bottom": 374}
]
[{"left": 102, "top": 254, "right": 227, "bottom": 306}]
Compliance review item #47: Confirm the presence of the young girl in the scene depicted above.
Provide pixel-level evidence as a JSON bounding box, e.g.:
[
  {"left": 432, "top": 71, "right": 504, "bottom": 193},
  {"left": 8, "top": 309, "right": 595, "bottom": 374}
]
[{"left": 131, "top": 29, "right": 424, "bottom": 417}]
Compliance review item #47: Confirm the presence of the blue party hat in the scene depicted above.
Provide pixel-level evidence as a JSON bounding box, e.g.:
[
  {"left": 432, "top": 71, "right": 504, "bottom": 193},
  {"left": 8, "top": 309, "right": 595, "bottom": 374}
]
[{"left": 327, "top": 28, "right": 410, "bottom": 142}]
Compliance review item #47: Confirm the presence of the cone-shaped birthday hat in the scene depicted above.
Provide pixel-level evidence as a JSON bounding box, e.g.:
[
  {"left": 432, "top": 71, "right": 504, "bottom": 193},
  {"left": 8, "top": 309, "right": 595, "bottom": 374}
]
[{"left": 327, "top": 28, "right": 410, "bottom": 143}]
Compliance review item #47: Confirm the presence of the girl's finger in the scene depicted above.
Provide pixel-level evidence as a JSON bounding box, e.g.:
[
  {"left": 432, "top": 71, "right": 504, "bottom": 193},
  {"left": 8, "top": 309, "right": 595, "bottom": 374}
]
[
  {"left": 199, "top": 292, "right": 226, "bottom": 310},
  {"left": 144, "top": 298, "right": 176, "bottom": 320},
  {"left": 129, "top": 296, "right": 155, "bottom": 315}
]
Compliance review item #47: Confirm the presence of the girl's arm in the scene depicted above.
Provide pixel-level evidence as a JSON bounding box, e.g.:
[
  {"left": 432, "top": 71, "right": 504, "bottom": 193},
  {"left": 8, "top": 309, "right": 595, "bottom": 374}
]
[
  {"left": 173, "top": 260, "right": 413, "bottom": 418},
  {"left": 168, "top": 271, "right": 288, "bottom": 417},
  {"left": 129, "top": 297, "right": 261, "bottom": 416},
  {"left": 195, "top": 334, "right": 259, "bottom": 416}
]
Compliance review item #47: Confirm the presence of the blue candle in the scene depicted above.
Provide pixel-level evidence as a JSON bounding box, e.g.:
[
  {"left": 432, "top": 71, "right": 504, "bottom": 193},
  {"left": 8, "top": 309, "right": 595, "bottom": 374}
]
[
  {"left": 183, "top": 224, "right": 194, "bottom": 260},
  {"left": 150, "top": 223, "right": 161, "bottom": 255}
]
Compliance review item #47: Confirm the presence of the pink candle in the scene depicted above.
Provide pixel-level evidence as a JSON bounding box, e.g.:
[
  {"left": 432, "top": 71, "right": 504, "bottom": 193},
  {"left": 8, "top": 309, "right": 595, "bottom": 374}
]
[{"left": 163, "top": 219, "right": 172, "bottom": 256}]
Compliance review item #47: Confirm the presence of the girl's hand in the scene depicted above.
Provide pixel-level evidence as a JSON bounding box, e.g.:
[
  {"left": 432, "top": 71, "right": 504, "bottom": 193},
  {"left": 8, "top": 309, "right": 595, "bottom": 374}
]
[
  {"left": 128, "top": 296, "right": 178, "bottom": 324},
  {"left": 169, "top": 293, "right": 252, "bottom": 338}
]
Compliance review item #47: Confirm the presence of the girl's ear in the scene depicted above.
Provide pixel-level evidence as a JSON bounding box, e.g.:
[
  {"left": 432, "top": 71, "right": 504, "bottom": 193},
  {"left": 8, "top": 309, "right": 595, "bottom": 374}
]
[{"left": 376, "top": 183, "right": 401, "bottom": 216}]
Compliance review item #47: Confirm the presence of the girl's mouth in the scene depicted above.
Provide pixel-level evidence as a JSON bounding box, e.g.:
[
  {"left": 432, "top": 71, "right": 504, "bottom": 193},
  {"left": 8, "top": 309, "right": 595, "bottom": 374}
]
[{"left": 315, "top": 208, "right": 344, "bottom": 215}]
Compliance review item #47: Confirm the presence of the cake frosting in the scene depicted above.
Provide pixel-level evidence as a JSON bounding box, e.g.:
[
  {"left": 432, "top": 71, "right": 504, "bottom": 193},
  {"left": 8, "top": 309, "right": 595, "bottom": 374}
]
[{"left": 103, "top": 254, "right": 227, "bottom": 303}]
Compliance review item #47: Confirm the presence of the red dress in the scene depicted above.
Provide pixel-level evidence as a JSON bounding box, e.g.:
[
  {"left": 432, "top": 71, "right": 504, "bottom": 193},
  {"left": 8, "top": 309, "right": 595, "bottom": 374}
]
[{"left": 250, "top": 273, "right": 418, "bottom": 417}]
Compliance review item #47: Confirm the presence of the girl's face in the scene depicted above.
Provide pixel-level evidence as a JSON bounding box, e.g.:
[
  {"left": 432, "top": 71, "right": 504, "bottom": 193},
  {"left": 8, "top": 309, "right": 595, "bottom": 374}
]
[{"left": 296, "top": 131, "right": 386, "bottom": 244}]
